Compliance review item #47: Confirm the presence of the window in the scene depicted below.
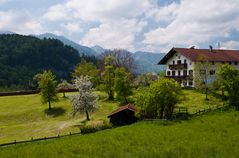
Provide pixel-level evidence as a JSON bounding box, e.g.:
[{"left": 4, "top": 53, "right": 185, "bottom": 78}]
[
  {"left": 183, "top": 70, "right": 187, "bottom": 76},
  {"left": 211, "top": 61, "right": 215, "bottom": 65},
  {"left": 209, "top": 70, "right": 216, "bottom": 75},
  {"left": 173, "top": 60, "right": 175, "bottom": 65},
  {"left": 172, "top": 71, "right": 175, "bottom": 76},
  {"left": 167, "top": 71, "right": 171, "bottom": 76},
  {"left": 178, "top": 56, "right": 181, "bottom": 59},
  {"left": 184, "top": 59, "right": 187, "bottom": 63},
  {"left": 222, "top": 61, "right": 225, "bottom": 64},
  {"left": 189, "top": 70, "right": 193, "bottom": 76},
  {"left": 177, "top": 60, "right": 181, "bottom": 65},
  {"left": 190, "top": 62, "right": 192, "bottom": 65},
  {"left": 229, "top": 62, "right": 232, "bottom": 65},
  {"left": 183, "top": 81, "right": 187, "bottom": 86},
  {"left": 235, "top": 62, "right": 238, "bottom": 65},
  {"left": 178, "top": 70, "right": 181, "bottom": 76},
  {"left": 189, "top": 81, "right": 193, "bottom": 86}
]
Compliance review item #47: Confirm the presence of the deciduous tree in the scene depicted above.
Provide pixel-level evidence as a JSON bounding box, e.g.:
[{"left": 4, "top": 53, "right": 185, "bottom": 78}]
[
  {"left": 70, "top": 76, "right": 98, "bottom": 121},
  {"left": 99, "top": 49, "right": 135, "bottom": 73},
  {"left": 194, "top": 55, "right": 211, "bottom": 100},
  {"left": 72, "top": 60, "right": 99, "bottom": 86},
  {"left": 101, "top": 56, "right": 115, "bottom": 100},
  {"left": 57, "top": 80, "right": 74, "bottom": 97},
  {"left": 114, "top": 67, "right": 132, "bottom": 103},
  {"left": 215, "top": 64, "right": 239, "bottom": 109},
  {"left": 36, "top": 71, "right": 58, "bottom": 110},
  {"left": 136, "top": 78, "right": 182, "bottom": 119}
]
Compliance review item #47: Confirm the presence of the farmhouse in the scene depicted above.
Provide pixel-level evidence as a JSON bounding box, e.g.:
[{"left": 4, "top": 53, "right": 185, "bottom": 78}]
[
  {"left": 158, "top": 47, "right": 239, "bottom": 87},
  {"left": 108, "top": 104, "right": 137, "bottom": 126}
]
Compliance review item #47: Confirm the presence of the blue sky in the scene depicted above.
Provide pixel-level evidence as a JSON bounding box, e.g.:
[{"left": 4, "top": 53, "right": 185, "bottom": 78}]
[{"left": 0, "top": 0, "right": 239, "bottom": 53}]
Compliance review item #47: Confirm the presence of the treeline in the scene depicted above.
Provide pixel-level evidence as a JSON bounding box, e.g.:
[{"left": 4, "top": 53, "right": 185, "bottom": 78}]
[{"left": 0, "top": 34, "right": 96, "bottom": 90}]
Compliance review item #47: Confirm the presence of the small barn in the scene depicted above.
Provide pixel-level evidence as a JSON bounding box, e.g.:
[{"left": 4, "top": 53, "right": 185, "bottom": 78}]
[{"left": 108, "top": 104, "right": 137, "bottom": 126}]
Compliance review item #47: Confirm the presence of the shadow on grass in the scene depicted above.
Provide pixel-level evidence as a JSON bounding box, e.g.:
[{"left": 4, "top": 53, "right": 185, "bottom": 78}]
[{"left": 44, "top": 107, "right": 66, "bottom": 117}]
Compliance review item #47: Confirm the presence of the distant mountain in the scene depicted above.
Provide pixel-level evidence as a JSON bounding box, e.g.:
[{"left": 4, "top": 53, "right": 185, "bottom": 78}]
[
  {"left": 133, "top": 51, "right": 165, "bottom": 74},
  {"left": 37, "top": 33, "right": 97, "bottom": 56},
  {"left": 91, "top": 45, "right": 105, "bottom": 55},
  {"left": 36, "top": 33, "right": 165, "bottom": 74}
]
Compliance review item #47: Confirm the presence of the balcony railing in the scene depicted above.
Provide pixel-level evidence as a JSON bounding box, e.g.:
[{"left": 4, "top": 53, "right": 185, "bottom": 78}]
[
  {"left": 166, "top": 75, "right": 193, "bottom": 82},
  {"left": 169, "top": 63, "right": 187, "bottom": 70}
]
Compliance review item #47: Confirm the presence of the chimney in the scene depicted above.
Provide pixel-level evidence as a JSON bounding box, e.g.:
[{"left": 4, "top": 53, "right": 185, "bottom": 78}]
[{"left": 209, "top": 45, "right": 213, "bottom": 52}]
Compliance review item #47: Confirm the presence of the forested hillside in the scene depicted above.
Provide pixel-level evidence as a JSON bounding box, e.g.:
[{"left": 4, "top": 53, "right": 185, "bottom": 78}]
[{"left": 0, "top": 34, "right": 93, "bottom": 90}]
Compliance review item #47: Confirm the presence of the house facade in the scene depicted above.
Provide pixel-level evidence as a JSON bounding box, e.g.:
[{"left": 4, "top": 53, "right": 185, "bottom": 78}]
[{"left": 158, "top": 47, "right": 239, "bottom": 87}]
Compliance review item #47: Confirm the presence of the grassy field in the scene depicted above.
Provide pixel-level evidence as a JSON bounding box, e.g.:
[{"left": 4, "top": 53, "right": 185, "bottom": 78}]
[
  {"left": 177, "top": 90, "right": 223, "bottom": 114},
  {"left": 0, "top": 89, "right": 223, "bottom": 144},
  {"left": 0, "top": 91, "right": 119, "bottom": 144},
  {"left": 0, "top": 109, "right": 239, "bottom": 158}
]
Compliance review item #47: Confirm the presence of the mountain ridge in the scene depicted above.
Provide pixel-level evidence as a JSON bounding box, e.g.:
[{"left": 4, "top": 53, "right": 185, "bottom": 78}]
[{"left": 37, "top": 33, "right": 98, "bottom": 56}]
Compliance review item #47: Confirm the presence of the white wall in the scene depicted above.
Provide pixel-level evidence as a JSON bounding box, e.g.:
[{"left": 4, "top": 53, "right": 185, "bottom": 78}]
[{"left": 165, "top": 52, "right": 239, "bottom": 87}]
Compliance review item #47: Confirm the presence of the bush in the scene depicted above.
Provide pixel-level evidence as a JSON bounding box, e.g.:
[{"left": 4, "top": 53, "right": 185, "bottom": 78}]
[
  {"left": 136, "top": 78, "right": 182, "bottom": 119},
  {"left": 80, "top": 120, "right": 112, "bottom": 134}
]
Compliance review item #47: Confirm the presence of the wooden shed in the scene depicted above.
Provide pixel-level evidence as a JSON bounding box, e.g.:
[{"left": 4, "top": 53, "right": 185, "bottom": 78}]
[{"left": 108, "top": 104, "right": 137, "bottom": 126}]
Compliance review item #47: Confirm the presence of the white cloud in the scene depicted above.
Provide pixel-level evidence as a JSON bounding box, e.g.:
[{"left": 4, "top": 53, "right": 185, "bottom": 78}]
[
  {"left": 80, "top": 19, "right": 147, "bottom": 51},
  {"left": 43, "top": 4, "right": 69, "bottom": 21},
  {"left": 0, "top": 10, "right": 44, "bottom": 34},
  {"left": 221, "top": 40, "right": 239, "bottom": 50},
  {"left": 62, "top": 22, "right": 82, "bottom": 34},
  {"left": 43, "top": 0, "right": 152, "bottom": 22},
  {"left": 144, "top": 0, "right": 239, "bottom": 51},
  {"left": 3, "top": 0, "right": 238, "bottom": 53},
  {"left": 154, "top": 2, "right": 179, "bottom": 22}
]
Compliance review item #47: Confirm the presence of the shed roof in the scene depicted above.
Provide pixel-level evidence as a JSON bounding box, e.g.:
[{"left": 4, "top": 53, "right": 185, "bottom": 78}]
[
  {"left": 158, "top": 48, "right": 239, "bottom": 64},
  {"left": 108, "top": 104, "right": 136, "bottom": 118}
]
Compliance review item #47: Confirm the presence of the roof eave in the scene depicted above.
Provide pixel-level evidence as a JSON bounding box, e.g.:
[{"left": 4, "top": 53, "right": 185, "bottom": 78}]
[{"left": 157, "top": 48, "right": 176, "bottom": 65}]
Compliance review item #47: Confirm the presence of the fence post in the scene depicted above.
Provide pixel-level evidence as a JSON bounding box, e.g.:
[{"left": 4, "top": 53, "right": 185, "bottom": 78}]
[
  {"left": 14, "top": 140, "right": 16, "bottom": 145},
  {"left": 31, "top": 137, "right": 33, "bottom": 141}
]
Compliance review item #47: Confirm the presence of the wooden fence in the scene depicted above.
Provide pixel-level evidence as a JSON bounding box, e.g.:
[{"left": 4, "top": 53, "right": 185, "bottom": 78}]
[
  {"left": 0, "top": 132, "right": 81, "bottom": 147},
  {"left": 144, "top": 103, "right": 229, "bottom": 121}
]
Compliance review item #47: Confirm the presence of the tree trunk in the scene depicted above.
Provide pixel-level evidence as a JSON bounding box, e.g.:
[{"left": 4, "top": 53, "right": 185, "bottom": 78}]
[
  {"left": 159, "top": 106, "right": 164, "bottom": 119},
  {"left": 124, "top": 96, "right": 128, "bottom": 104},
  {"left": 63, "top": 92, "right": 66, "bottom": 98},
  {"left": 48, "top": 100, "right": 51, "bottom": 110},
  {"left": 108, "top": 90, "right": 114, "bottom": 100},
  {"left": 86, "top": 111, "right": 90, "bottom": 121},
  {"left": 205, "top": 87, "right": 209, "bottom": 100}
]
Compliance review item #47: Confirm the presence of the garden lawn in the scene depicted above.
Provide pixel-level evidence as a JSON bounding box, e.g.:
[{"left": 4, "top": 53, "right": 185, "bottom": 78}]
[
  {"left": 0, "top": 91, "right": 118, "bottom": 144},
  {"left": 176, "top": 89, "right": 223, "bottom": 114},
  {"left": 0, "top": 109, "right": 239, "bottom": 158}
]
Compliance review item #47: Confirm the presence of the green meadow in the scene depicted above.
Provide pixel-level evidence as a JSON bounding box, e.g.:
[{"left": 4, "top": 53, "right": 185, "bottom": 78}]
[
  {"left": 0, "top": 91, "right": 118, "bottom": 144},
  {"left": 0, "top": 109, "right": 239, "bottom": 158},
  {"left": 0, "top": 89, "right": 237, "bottom": 158}
]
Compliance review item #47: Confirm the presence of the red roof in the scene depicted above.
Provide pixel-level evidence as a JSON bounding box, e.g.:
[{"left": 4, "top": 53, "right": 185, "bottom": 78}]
[
  {"left": 158, "top": 48, "right": 239, "bottom": 64},
  {"left": 108, "top": 104, "right": 136, "bottom": 117}
]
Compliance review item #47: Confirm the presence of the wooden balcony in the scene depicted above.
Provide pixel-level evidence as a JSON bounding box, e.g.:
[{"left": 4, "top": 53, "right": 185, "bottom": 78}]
[
  {"left": 166, "top": 75, "right": 193, "bottom": 82},
  {"left": 169, "top": 63, "right": 187, "bottom": 70}
]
